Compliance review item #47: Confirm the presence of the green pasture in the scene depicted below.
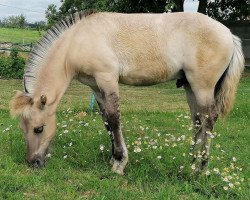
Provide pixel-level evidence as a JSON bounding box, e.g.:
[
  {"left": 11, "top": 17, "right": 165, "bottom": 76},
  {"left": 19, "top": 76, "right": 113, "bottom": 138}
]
[
  {"left": 0, "top": 28, "right": 43, "bottom": 43},
  {"left": 0, "top": 75, "right": 249, "bottom": 199}
]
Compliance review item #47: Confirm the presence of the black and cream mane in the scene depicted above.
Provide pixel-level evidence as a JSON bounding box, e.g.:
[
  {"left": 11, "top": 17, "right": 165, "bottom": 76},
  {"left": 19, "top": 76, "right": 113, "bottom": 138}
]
[{"left": 24, "top": 11, "right": 95, "bottom": 94}]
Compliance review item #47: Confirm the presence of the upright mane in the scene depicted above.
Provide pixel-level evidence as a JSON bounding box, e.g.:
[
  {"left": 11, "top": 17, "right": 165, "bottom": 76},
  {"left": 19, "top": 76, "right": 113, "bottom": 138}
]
[{"left": 24, "top": 10, "right": 95, "bottom": 94}]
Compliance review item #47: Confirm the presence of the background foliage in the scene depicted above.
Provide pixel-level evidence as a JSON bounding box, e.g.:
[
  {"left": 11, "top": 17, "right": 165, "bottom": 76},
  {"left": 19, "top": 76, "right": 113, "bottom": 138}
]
[
  {"left": 0, "top": 48, "right": 25, "bottom": 79},
  {"left": 45, "top": 0, "right": 250, "bottom": 28}
]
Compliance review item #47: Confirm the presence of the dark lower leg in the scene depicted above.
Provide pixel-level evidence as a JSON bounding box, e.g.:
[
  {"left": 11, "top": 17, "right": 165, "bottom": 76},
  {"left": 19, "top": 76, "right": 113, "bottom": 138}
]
[
  {"left": 102, "top": 92, "right": 127, "bottom": 161},
  {"left": 96, "top": 100, "right": 115, "bottom": 156},
  {"left": 191, "top": 104, "right": 218, "bottom": 171}
]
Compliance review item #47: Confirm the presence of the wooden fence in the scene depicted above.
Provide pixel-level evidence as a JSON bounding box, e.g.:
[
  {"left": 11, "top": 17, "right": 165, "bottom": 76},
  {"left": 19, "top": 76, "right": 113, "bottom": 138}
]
[{"left": 0, "top": 42, "right": 32, "bottom": 52}]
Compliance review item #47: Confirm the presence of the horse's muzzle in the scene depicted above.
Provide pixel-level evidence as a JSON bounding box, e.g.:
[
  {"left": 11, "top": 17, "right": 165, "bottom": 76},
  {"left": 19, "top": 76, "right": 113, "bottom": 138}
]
[{"left": 28, "top": 155, "right": 45, "bottom": 168}]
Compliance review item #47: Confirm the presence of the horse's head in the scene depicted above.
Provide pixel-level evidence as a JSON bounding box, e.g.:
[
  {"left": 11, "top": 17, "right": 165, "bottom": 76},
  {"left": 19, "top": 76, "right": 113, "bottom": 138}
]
[{"left": 10, "top": 91, "right": 56, "bottom": 168}]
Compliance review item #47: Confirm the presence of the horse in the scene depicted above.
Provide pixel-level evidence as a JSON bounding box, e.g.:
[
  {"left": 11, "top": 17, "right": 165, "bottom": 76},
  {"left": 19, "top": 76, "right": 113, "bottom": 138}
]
[{"left": 10, "top": 11, "right": 244, "bottom": 175}]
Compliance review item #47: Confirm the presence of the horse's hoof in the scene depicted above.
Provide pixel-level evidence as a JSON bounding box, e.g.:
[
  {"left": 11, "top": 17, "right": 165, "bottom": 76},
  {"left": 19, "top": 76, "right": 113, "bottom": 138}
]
[{"left": 111, "top": 156, "right": 128, "bottom": 175}]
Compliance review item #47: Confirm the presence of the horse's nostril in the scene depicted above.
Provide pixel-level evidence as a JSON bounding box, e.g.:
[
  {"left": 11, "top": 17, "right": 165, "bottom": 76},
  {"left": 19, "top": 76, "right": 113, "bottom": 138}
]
[{"left": 31, "top": 158, "right": 43, "bottom": 168}]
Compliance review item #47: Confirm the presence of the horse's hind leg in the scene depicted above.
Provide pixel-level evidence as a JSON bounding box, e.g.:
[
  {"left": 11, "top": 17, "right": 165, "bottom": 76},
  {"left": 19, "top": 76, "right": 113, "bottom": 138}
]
[
  {"left": 184, "top": 83, "right": 218, "bottom": 171},
  {"left": 94, "top": 75, "right": 128, "bottom": 175}
]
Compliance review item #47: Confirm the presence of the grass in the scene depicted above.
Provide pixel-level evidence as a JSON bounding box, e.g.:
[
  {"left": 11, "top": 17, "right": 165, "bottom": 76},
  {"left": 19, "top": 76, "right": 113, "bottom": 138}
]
[
  {"left": 0, "top": 28, "right": 43, "bottom": 43},
  {"left": 0, "top": 75, "right": 249, "bottom": 199}
]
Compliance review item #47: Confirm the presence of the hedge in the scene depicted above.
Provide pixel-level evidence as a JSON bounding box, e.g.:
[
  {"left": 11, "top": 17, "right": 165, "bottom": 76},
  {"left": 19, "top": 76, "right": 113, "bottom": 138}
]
[{"left": 0, "top": 48, "right": 25, "bottom": 79}]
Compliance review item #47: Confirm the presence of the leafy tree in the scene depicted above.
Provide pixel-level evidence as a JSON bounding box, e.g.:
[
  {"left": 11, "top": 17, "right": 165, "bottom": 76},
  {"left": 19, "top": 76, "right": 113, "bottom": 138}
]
[
  {"left": 207, "top": 0, "right": 250, "bottom": 21},
  {"left": 198, "top": 0, "right": 208, "bottom": 14},
  {"left": 1, "top": 14, "right": 27, "bottom": 28},
  {"left": 45, "top": 4, "right": 60, "bottom": 28},
  {"left": 111, "top": 0, "right": 168, "bottom": 13},
  {"left": 45, "top": 0, "right": 250, "bottom": 28}
]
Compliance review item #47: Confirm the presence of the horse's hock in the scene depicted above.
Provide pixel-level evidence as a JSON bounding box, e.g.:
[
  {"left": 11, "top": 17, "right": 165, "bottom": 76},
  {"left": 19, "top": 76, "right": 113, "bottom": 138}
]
[{"left": 225, "top": 20, "right": 250, "bottom": 66}]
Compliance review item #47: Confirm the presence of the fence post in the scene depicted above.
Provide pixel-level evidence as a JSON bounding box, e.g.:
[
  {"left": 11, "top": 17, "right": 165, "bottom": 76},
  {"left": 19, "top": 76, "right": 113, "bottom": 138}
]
[{"left": 90, "top": 93, "right": 95, "bottom": 112}]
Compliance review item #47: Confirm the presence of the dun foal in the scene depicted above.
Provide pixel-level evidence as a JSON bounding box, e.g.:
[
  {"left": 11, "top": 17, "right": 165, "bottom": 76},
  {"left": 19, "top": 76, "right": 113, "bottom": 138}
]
[{"left": 10, "top": 12, "right": 244, "bottom": 175}]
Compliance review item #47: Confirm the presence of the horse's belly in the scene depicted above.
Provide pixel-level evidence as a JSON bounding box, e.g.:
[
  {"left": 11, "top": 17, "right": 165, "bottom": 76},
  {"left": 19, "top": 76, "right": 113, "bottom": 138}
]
[{"left": 119, "top": 66, "right": 170, "bottom": 86}]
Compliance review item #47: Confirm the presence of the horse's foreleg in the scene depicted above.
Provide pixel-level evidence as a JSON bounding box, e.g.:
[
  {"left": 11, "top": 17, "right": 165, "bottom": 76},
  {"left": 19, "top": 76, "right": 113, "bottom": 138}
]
[
  {"left": 94, "top": 92, "right": 115, "bottom": 156},
  {"left": 94, "top": 77, "right": 128, "bottom": 175}
]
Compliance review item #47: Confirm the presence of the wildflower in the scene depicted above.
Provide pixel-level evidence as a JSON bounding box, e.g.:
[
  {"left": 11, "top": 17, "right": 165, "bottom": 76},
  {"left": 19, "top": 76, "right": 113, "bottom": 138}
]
[
  {"left": 62, "top": 124, "right": 67, "bottom": 128},
  {"left": 180, "top": 135, "right": 186, "bottom": 140},
  {"left": 134, "top": 146, "right": 142, "bottom": 153},
  {"left": 180, "top": 166, "right": 184, "bottom": 170},
  {"left": 63, "top": 130, "right": 69, "bottom": 134},
  {"left": 100, "top": 144, "right": 105, "bottom": 151},
  {"left": 191, "top": 164, "right": 196, "bottom": 170},
  {"left": 69, "top": 142, "right": 72, "bottom": 147},
  {"left": 63, "top": 155, "right": 68, "bottom": 159},
  {"left": 84, "top": 123, "right": 89, "bottom": 127},
  {"left": 205, "top": 170, "right": 210, "bottom": 176},
  {"left": 232, "top": 157, "right": 237, "bottom": 162},
  {"left": 235, "top": 182, "right": 240, "bottom": 186},
  {"left": 223, "top": 186, "right": 228, "bottom": 191},
  {"left": 172, "top": 143, "right": 177, "bottom": 147},
  {"left": 46, "top": 153, "right": 52, "bottom": 158},
  {"left": 139, "top": 126, "right": 144, "bottom": 131},
  {"left": 222, "top": 177, "right": 229, "bottom": 182},
  {"left": 229, "top": 183, "right": 234, "bottom": 188},
  {"left": 157, "top": 156, "right": 162, "bottom": 159},
  {"left": 213, "top": 168, "right": 220, "bottom": 174}
]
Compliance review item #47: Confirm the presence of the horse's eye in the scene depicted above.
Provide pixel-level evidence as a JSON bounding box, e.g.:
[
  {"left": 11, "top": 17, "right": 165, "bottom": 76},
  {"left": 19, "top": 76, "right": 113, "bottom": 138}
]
[{"left": 34, "top": 126, "right": 43, "bottom": 134}]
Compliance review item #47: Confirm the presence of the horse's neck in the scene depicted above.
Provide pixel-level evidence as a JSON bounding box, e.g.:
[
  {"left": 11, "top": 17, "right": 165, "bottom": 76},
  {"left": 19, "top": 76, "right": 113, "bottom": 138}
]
[{"left": 33, "top": 40, "right": 74, "bottom": 112}]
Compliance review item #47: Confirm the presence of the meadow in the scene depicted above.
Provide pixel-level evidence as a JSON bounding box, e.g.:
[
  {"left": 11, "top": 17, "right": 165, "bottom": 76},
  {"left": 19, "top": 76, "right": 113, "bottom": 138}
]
[
  {"left": 0, "top": 28, "right": 42, "bottom": 43},
  {"left": 0, "top": 73, "right": 249, "bottom": 199}
]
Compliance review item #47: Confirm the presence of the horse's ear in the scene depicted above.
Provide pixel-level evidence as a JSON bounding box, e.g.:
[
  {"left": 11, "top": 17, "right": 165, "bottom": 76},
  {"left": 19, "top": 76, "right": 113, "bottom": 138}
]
[
  {"left": 40, "top": 95, "right": 47, "bottom": 109},
  {"left": 10, "top": 91, "right": 33, "bottom": 118}
]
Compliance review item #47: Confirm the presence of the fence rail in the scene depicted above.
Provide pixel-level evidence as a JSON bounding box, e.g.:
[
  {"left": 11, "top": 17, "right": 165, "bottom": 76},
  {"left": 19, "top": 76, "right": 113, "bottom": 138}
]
[{"left": 0, "top": 42, "right": 32, "bottom": 52}]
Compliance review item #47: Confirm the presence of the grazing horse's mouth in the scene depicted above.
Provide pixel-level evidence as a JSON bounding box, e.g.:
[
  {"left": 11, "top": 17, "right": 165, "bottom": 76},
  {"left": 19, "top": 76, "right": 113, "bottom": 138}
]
[{"left": 27, "top": 154, "right": 45, "bottom": 168}]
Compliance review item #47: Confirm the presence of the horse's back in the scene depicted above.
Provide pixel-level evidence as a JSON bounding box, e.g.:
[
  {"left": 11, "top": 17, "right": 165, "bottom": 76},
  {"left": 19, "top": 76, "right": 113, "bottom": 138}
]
[{"left": 70, "top": 12, "right": 233, "bottom": 86}]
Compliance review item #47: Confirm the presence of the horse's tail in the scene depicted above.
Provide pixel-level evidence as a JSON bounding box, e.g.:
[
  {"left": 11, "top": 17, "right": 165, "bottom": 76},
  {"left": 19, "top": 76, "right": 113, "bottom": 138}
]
[{"left": 215, "top": 35, "right": 245, "bottom": 118}]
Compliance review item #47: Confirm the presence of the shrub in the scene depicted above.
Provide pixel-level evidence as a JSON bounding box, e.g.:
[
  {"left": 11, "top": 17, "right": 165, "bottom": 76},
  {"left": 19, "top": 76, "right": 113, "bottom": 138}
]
[{"left": 0, "top": 48, "right": 25, "bottom": 79}]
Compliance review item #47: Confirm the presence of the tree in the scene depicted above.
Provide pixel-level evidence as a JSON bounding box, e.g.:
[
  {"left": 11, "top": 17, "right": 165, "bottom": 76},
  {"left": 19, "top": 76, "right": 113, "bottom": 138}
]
[
  {"left": 58, "top": 0, "right": 110, "bottom": 15},
  {"left": 207, "top": 0, "right": 250, "bottom": 21},
  {"left": 45, "top": 4, "right": 60, "bottom": 28},
  {"left": 45, "top": 0, "right": 250, "bottom": 28},
  {"left": 1, "top": 14, "right": 27, "bottom": 28},
  {"left": 198, "top": 0, "right": 208, "bottom": 14}
]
